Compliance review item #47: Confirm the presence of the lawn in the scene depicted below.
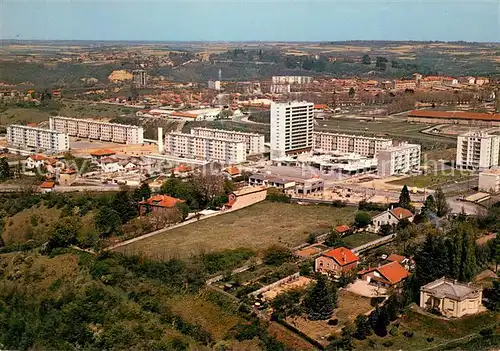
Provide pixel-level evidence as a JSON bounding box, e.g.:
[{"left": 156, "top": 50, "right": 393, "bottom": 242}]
[
  {"left": 114, "top": 201, "right": 357, "bottom": 260},
  {"left": 287, "top": 290, "right": 373, "bottom": 343},
  {"left": 388, "top": 170, "right": 474, "bottom": 189},
  {"left": 342, "top": 232, "right": 381, "bottom": 249},
  {"left": 356, "top": 309, "right": 500, "bottom": 350}
]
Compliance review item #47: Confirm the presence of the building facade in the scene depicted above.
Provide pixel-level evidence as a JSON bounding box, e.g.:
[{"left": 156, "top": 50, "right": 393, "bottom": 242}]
[
  {"left": 272, "top": 76, "right": 313, "bottom": 85},
  {"left": 49, "top": 116, "right": 144, "bottom": 144},
  {"left": 478, "top": 169, "right": 500, "bottom": 193},
  {"left": 132, "top": 69, "right": 147, "bottom": 87},
  {"left": 456, "top": 132, "right": 500, "bottom": 170},
  {"left": 377, "top": 143, "right": 421, "bottom": 177},
  {"left": 270, "top": 101, "right": 314, "bottom": 160},
  {"left": 315, "top": 247, "right": 359, "bottom": 278},
  {"left": 313, "top": 131, "right": 392, "bottom": 157},
  {"left": 164, "top": 132, "right": 246, "bottom": 164},
  {"left": 208, "top": 80, "right": 221, "bottom": 90},
  {"left": 7, "top": 125, "right": 69, "bottom": 152},
  {"left": 420, "top": 277, "right": 483, "bottom": 318},
  {"left": 191, "top": 127, "right": 265, "bottom": 155}
]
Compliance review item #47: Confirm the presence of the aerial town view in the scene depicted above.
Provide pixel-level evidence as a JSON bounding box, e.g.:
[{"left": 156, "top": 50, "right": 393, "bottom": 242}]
[{"left": 0, "top": 1, "right": 499, "bottom": 350}]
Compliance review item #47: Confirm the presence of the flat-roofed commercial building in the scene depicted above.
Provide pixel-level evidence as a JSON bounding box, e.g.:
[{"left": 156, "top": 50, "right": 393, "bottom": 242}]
[
  {"left": 270, "top": 101, "right": 314, "bottom": 160},
  {"left": 49, "top": 116, "right": 144, "bottom": 144},
  {"left": 313, "top": 131, "right": 392, "bottom": 157},
  {"left": 7, "top": 125, "right": 69, "bottom": 152},
  {"left": 456, "top": 132, "right": 499, "bottom": 170},
  {"left": 191, "top": 127, "right": 265, "bottom": 155},
  {"left": 164, "top": 132, "right": 246, "bottom": 164},
  {"left": 377, "top": 143, "right": 421, "bottom": 177},
  {"left": 479, "top": 169, "right": 500, "bottom": 193},
  {"left": 271, "top": 76, "right": 313, "bottom": 85}
]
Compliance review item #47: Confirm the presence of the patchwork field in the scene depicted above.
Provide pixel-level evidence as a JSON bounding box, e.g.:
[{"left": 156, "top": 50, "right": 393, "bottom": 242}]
[{"left": 114, "top": 201, "right": 358, "bottom": 259}]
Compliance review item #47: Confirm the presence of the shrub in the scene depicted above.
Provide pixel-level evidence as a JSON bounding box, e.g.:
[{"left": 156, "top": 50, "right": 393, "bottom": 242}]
[
  {"left": 426, "top": 337, "right": 434, "bottom": 342},
  {"left": 327, "top": 319, "right": 338, "bottom": 326},
  {"left": 389, "top": 326, "right": 399, "bottom": 336},
  {"left": 382, "top": 341, "right": 394, "bottom": 347},
  {"left": 480, "top": 328, "right": 493, "bottom": 337},
  {"left": 403, "top": 331, "right": 414, "bottom": 338},
  {"left": 263, "top": 245, "right": 292, "bottom": 266}
]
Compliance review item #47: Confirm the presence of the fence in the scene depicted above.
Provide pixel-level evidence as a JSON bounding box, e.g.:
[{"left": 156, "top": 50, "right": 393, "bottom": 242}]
[{"left": 249, "top": 272, "right": 300, "bottom": 298}]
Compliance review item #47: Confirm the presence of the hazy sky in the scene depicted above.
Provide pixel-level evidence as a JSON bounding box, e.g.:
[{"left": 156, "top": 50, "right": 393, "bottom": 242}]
[{"left": 2, "top": 0, "right": 499, "bottom": 42}]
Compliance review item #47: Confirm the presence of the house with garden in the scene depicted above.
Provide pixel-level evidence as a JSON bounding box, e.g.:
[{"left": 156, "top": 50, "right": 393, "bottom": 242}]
[
  {"left": 419, "top": 277, "right": 483, "bottom": 318},
  {"left": 368, "top": 206, "right": 414, "bottom": 233},
  {"left": 139, "top": 194, "right": 185, "bottom": 216},
  {"left": 358, "top": 261, "right": 409, "bottom": 289},
  {"left": 315, "top": 247, "right": 359, "bottom": 278}
]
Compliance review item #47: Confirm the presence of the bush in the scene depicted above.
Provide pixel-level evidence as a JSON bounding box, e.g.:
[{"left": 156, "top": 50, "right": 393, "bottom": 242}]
[
  {"left": 263, "top": 245, "right": 292, "bottom": 266},
  {"left": 403, "top": 331, "right": 414, "bottom": 338},
  {"left": 389, "top": 326, "right": 399, "bottom": 336},
  {"left": 382, "top": 341, "right": 394, "bottom": 347},
  {"left": 480, "top": 328, "right": 493, "bottom": 337},
  {"left": 331, "top": 200, "right": 346, "bottom": 208},
  {"left": 327, "top": 319, "right": 338, "bottom": 326},
  {"left": 426, "top": 337, "right": 434, "bottom": 342}
]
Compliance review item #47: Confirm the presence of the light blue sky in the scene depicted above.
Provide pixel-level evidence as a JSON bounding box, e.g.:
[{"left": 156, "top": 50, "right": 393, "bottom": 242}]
[{"left": 2, "top": 0, "right": 499, "bottom": 42}]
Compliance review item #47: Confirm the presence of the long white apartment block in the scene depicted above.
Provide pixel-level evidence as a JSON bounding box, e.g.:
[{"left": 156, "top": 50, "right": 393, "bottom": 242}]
[
  {"left": 7, "top": 125, "right": 69, "bottom": 152},
  {"left": 191, "top": 127, "right": 265, "bottom": 155},
  {"left": 270, "top": 101, "right": 314, "bottom": 160},
  {"left": 313, "top": 131, "right": 393, "bottom": 157},
  {"left": 272, "top": 76, "right": 313, "bottom": 85},
  {"left": 49, "top": 116, "right": 144, "bottom": 144},
  {"left": 164, "top": 132, "right": 246, "bottom": 164},
  {"left": 377, "top": 143, "right": 421, "bottom": 177},
  {"left": 456, "top": 132, "right": 499, "bottom": 170}
]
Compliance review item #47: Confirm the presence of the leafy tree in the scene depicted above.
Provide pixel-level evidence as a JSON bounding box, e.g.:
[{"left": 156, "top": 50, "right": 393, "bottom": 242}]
[
  {"left": 324, "top": 229, "right": 346, "bottom": 248},
  {"left": 434, "top": 187, "right": 450, "bottom": 217},
  {"left": 270, "top": 289, "right": 303, "bottom": 319},
  {"left": 95, "top": 206, "right": 121, "bottom": 236},
  {"left": 354, "top": 211, "right": 372, "bottom": 228},
  {"left": 353, "top": 314, "right": 372, "bottom": 340},
  {"left": 133, "top": 182, "right": 151, "bottom": 202},
  {"left": 303, "top": 274, "right": 334, "bottom": 320},
  {"left": 348, "top": 87, "right": 355, "bottom": 99},
  {"left": 263, "top": 245, "right": 292, "bottom": 266},
  {"left": 0, "top": 157, "right": 12, "bottom": 181},
  {"left": 361, "top": 54, "right": 371, "bottom": 65},
  {"left": 398, "top": 185, "right": 412, "bottom": 210},
  {"left": 112, "top": 188, "right": 138, "bottom": 223},
  {"left": 414, "top": 232, "right": 449, "bottom": 284},
  {"left": 490, "top": 235, "right": 500, "bottom": 272},
  {"left": 379, "top": 223, "right": 394, "bottom": 236},
  {"left": 48, "top": 217, "right": 80, "bottom": 248},
  {"left": 176, "top": 202, "right": 190, "bottom": 220},
  {"left": 424, "top": 195, "right": 437, "bottom": 214},
  {"left": 486, "top": 281, "right": 500, "bottom": 311}
]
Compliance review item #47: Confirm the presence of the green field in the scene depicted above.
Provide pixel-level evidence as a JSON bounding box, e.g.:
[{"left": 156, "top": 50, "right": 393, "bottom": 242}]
[
  {"left": 356, "top": 309, "right": 499, "bottom": 350},
  {"left": 343, "top": 232, "right": 381, "bottom": 249},
  {"left": 316, "top": 118, "right": 456, "bottom": 150},
  {"left": 0, "top": 100, "right": 135, "bottom": 126},
  {"left": 114, "top": 201, "right": 358, "bottom": 260},
  {"left": 388, "top": 170, "right": 474, "bottom": 189}
]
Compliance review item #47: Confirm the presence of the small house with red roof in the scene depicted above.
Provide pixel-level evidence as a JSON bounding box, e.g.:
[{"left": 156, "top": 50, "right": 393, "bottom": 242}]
[
  {"left": 359, "top": 261, "right": 409, "bottom": 289},
  {"left": 26, "top": 154, "right": 48, "bottom": 169},
  {"left": 334, "top": 224, "right": 351, "bottom": 236},
  {"left": 369, "top": 207, "right": 414, "bottom": 233},
  {"left": 315, "top": 247, "right": 359, "bottom": 278},
  {"left": 139, "top": 194, "right": 185, "bottom": 216},
  {"left": 59, "top": 168, "right": 77, "bottom": 186},
  {"left": 223, "top": 166, "right": 241, "bottom": 179},
  {"left": 39, "top": 181, "right": 56, "bottom": 193},
  {"left": 90, "top": 149, "right": 116, "bottom": 161}
]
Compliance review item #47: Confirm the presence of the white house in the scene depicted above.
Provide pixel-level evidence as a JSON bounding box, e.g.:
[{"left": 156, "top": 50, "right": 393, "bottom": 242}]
[
  {"left": 99, "top": 157, "right": 124, "bottom": 173},
  {"left": 369, "top": 207, "right": 414, "bottom": 232},
  {"left": 26, "top": 154, "right": 48, "bottom": 169}
]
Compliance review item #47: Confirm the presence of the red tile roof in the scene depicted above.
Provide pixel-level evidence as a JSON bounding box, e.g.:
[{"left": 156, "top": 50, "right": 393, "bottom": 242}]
[
  {"left": 390, "top": 207, "right": 413, "bottom": 220},
  {"left": 408, "top": 110, "right": 500, "bottom": 122},
  {"left": 40, "top": 181, "right": 56, "bottom": 189},
  {"left": 387, "top": 253, "right": 406, "bottom": 264},
  {"left": 90, "top": 149, "right": 116, "bottom": 157},
  {"left": 225, "top": 166, "right": 241, "bottom": 176},
  {"left": 360, "top": 261, "right": 409, "bottom": 285},
  {"left": 141, "top": 195, "right": 184, "bottom": 208},
  {"left": 322, "top": 247, "right": 358, "bottom": 266},
  {"left": 29, "top": 154, "right": 47, "bottom": 161},
  {"left": 335, "top": 225, "right": 350, "bottom": 234},
  {"left": 173, "top": 164, "right": 192, "bottom": 173},
  {"left": 170, "top": 111, "right": 198, "bottom": 118}
]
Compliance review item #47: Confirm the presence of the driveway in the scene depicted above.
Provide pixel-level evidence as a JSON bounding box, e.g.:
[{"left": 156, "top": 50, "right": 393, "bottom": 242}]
[{"left": 345, "top": 279, "right": 387, "bottom": 298}]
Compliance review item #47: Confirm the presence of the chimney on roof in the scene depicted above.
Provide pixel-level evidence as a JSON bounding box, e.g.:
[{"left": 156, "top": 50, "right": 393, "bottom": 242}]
[
  {"left": 399, "top": 213, "right": 403, "bottom": 219},
  {"left": 454, "top": 279, "right": 457, "bottom": 285},
  {"left": 390, "top": 204, "right": 393, "bottom": 210}
]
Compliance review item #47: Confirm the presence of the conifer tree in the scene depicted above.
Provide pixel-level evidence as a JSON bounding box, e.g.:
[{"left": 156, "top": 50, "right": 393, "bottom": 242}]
[
  {"left": 303, "top": 274, "right": 334, "bottom": 320},
  {"left": 398, "top": 185, "right": 412, "bottom": 210}
]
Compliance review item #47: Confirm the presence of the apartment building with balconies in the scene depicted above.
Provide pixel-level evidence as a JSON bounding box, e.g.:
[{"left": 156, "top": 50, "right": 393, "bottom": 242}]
[
  {"left": 456, "top": 132, "right": 499, "bottom": 170},
  {"left": 190, "top": 127, "right": 265, "bottom": 155},
  {"left": 49, "top": 116, "right": 143, "bottom": 144},
  {"left": 7, "top": 125, "right": 69, "bottom": 152},
  {"left": 377, "top": 143, "right": 421, "bottom": 177},
  {"left": 313, "top": 131, "right": 392, "bottom": 157},
  {"left": 164, "top": 132, "right": 246, "bottom": 164}
]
